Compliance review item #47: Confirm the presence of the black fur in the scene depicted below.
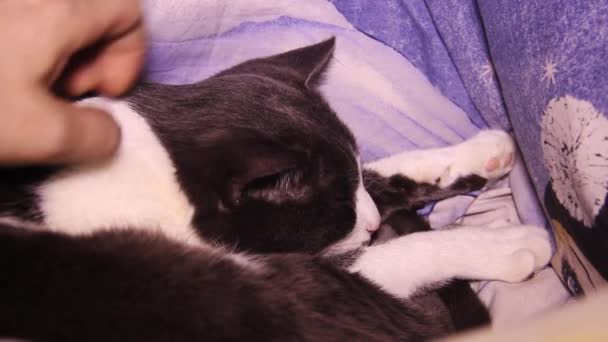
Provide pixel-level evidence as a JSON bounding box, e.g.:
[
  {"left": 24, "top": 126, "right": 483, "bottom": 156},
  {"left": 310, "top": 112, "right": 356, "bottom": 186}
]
[
  {"left": 0, "top": 38, "right": 491, "bottom": 340},
  {"left": 0, "top": 224, "right": 452, "bottom": 341},
  {"left": 127, "top": 66, "right": 360, "bottom": 253},
  {"left": 0, "top": 38, "right": 360, "bottom": 255},
  {"left": 0, "top": 166, "right": 56, "bottom": 221},
  {"left": 363, "top": 170, "right": 487, "bottom": 219}
]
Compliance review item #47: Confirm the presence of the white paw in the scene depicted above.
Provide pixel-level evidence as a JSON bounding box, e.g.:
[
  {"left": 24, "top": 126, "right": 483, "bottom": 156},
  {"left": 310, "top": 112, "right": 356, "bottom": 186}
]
[
  {"left": 444, "top": 130, "right": 516, "bottom": 186},
  {"left": 477, "top": 224, "right": 553, "bottom": 283}
]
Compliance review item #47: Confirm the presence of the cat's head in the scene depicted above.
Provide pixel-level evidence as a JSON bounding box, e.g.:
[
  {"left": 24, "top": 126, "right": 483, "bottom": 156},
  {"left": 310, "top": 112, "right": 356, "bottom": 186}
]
[{"left": 130, "top": 38, "right": 380, "bottom": 254}]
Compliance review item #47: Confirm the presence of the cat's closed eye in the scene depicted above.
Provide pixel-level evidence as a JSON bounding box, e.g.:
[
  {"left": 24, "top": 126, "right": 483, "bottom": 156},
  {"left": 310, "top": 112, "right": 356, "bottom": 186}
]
[{"left": 243, "top": 168, "right": 308, "bottom": 201}]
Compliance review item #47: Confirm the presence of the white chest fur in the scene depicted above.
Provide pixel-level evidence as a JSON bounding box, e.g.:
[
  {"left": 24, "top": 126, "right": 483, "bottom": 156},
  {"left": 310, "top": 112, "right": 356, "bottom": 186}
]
[{"left": 38, "top": 98, "right": 198, "bottom": 244}]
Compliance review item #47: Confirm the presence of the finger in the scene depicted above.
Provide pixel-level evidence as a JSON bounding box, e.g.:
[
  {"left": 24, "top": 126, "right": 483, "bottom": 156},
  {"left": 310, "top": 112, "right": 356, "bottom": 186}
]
[
  {"left": 62, "top": 27, "right": 146, "bottom": 97},
  {"left": 0, "top": 93, "right": 120, "bottom": 165},
  {"left": 31, "top": 0, "right": 144, "bottom": 89},
  {"left": 60, "top": 0, "right": 143, "bottom": 54}
]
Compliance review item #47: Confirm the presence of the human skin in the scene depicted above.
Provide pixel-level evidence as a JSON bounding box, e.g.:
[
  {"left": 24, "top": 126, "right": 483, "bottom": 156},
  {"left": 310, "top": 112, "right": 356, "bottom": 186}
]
[{"left": 0, "top": 0, "right": 146, "bottom": 165}]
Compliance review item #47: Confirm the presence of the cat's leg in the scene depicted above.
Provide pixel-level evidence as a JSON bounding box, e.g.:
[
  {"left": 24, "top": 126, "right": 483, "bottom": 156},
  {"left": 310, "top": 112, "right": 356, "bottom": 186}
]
[
  {"left": 363, "top": 169, "right": 487, "bottom": 215},
  {"left": 362, "top": 131, "right": 515, "bottom": 213},
  {"left": 349, "top": 223, "right": 552, "bottom": 299},
  {"left": 362, "top": 130, "right": 516, "bottom": 214},
  {"left": 365, "top": 130, "right": 515, "bottom": 188},
  {"left": 0, "top": 223, "right": 450, "bottom": 340}
]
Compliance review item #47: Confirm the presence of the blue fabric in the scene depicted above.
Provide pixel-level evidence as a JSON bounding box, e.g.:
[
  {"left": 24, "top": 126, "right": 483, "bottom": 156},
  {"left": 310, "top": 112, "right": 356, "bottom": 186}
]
[
  {"left": 333, "top": 0, "right": 608, "bottom": 295},
  {"left": 326, "top": 0, "right": 549, "bottom": 230},
  {"left": 328, "top": 0, "right": 488, "bottom": 129},
  {"left": 426, "top": 0, "right": 510, "bottom": 130},
  {"left": 142, "top": 0, "right": 481, "bottom": 163},
  {"left": 327, "top": 0, "right": 550, "bottom": 245},
  {"left": 478, "top": 0, "right": 608, "bottom": 294},
  {"left": 141, "top": 1, "right": 608, "bottom": 295}
]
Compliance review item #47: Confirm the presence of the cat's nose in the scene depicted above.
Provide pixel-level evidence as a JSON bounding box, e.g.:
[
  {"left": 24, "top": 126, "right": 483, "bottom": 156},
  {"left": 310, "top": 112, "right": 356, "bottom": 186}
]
[
  {"left": 355, "top": 187, "right": 381, "bottom": 233},
  {"left": 366, "top": 223, "right": 380, "bottom": 233},
  {"left": 365, "top": 204, "right": 381, "bottom": 233},
  {"left": 365, "top": 214, "right": 381, "bottom": 232},
  {"left": 366, "top": 212, "right": 382, "bottom": 232}
]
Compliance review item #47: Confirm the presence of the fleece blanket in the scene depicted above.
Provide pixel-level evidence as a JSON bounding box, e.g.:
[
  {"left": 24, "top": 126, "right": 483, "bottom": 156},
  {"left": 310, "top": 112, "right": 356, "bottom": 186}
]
[{"left": 141, "top": 0, "right": 570, "bottom": 326}]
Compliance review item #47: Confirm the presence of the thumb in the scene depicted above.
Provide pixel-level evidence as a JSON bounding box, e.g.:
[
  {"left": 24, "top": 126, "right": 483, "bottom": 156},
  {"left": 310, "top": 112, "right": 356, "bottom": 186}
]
[{"left": 0, "top": 94, "right": 121, "bottom": 165}]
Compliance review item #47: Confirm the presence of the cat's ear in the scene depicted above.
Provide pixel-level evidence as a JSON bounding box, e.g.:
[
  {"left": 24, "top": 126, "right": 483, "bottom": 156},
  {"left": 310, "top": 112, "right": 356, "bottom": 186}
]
[
  {"left": 226, "top": 145, "right": 312, "bottom": 206},
  {"left": 218, "top": 37, "right": 336, "bottom": 89},
  {"left": 272, "top": 37, "right": 335, "bottom": 88}
]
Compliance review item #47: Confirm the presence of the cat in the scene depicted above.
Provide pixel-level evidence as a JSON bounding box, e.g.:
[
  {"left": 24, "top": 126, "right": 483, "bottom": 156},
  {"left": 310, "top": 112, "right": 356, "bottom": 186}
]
[{"left": 0, "top": 38, "right": 552, "bottom": 341}]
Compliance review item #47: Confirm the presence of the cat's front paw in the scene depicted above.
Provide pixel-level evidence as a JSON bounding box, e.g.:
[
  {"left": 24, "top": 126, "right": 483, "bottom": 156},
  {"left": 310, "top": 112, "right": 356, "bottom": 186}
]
[
  {"left": 446, "top": 130, "right": 516, "bottom": 186},
  {"left": 482, "top": 224, "right": 553, "bottom": 283}
]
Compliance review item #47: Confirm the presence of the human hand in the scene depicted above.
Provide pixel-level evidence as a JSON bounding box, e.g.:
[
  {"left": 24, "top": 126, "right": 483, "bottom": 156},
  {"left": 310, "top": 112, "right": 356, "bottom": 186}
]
[{"left": 0, "top": 0, "right": 145, "bottom": 165}]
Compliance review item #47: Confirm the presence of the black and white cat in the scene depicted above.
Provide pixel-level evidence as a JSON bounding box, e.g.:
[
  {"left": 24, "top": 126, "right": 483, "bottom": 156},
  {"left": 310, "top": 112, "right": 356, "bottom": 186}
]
[{"left": 0, "top": 38, "right": 551, "bottom": 341}]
